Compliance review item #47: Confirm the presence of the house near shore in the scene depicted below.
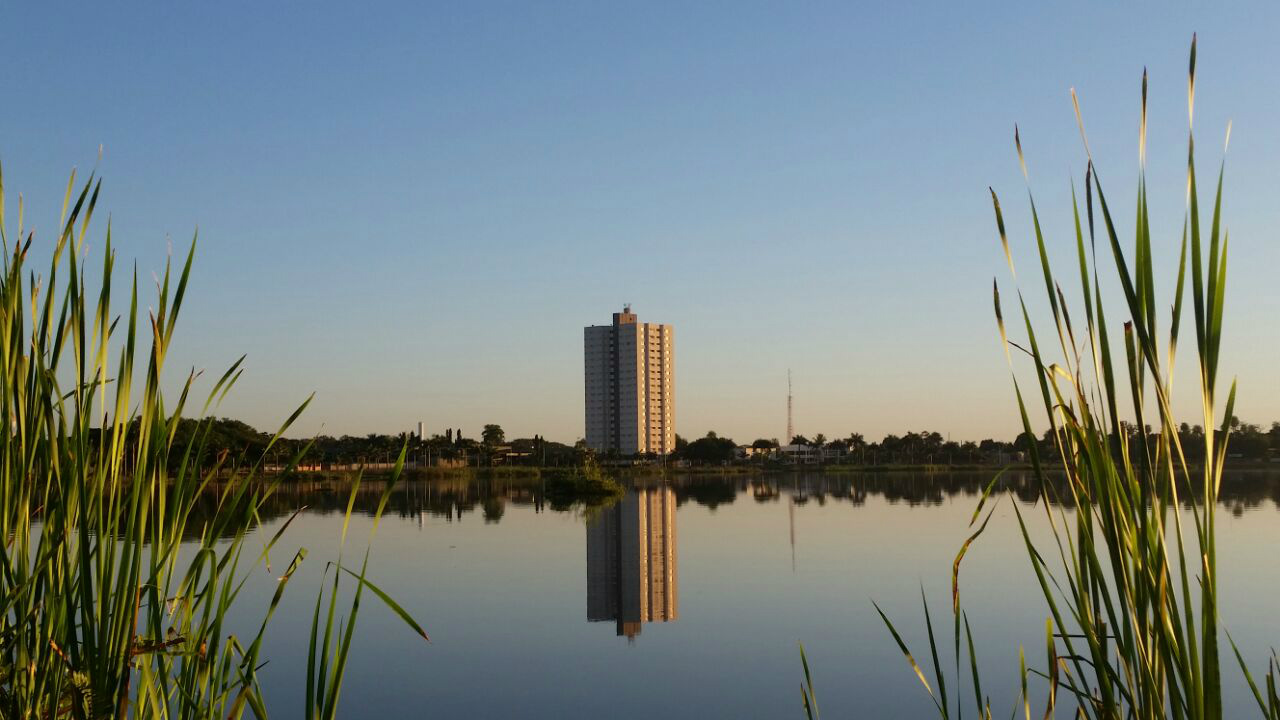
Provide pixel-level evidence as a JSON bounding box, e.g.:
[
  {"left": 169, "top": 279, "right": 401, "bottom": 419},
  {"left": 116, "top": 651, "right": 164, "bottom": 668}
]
[
  {"left": 778, "top": 444, "right": 820, "bottom": 464},
  {"left": 735, "top": 445, "right": 775, "bottom": 460}
]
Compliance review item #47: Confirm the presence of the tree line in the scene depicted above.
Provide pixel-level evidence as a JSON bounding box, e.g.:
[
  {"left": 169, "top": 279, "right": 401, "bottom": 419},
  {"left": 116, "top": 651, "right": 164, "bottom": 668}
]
[
  {"left": 159, "top": 419, "right": 579, "bottom": 471},
  {"left": 132, "top": 417, "right": 1280, "bottom": 473},
  {"left": 671, "top": 430, "right": 1019, "bottom": 466},
  {"left": 670, "top": 420, "right": 1280, "bottom": 467}
]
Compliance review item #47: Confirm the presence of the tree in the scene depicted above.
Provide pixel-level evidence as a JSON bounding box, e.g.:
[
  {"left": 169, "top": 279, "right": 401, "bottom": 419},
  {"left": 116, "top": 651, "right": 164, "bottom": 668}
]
[
  {"left": 683, "top": 433, "right": 737, "bottom": 465},
  {"left": 674, "top": 434, "right": 689, "bottom": 453},
  {"left": 790, "top": 435, "right": 810, "bottom": 447},
  {"left": 751, "top": 438, "right": 779, "bottom": 449},
  {"left": 812, "top": 433, "right": 827, "bottom": 449},
  {"left": 1014, "top": 431, "right": 1039, "bottom": 454},
  {"left": 482, "top": 424, "right": 505, "bottom": 446},
  {"left": 1230, "top": 421, "right": 1269, "bottom": 459},
  {"left": 844, "top": 433, "right": 868, "bottom": 463}
]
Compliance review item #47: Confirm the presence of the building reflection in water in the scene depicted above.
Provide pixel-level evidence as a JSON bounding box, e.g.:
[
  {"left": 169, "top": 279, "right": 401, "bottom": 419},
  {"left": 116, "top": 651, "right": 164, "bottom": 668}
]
[{"left": 586, "top": 487, "right": 678, "bottom": 640}]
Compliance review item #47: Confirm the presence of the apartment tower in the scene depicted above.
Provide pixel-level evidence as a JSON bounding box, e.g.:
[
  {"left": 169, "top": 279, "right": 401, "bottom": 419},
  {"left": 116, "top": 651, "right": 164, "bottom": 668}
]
[{"left": 584, "top": 305, "right": 674, "bottom": 455}]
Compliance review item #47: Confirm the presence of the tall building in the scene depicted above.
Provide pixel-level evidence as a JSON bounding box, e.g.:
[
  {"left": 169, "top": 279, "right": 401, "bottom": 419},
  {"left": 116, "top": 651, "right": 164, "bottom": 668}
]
[
  {"left": 583, "top": 305, "right": 675, "bottom": 455},
  {"left": 586, "top": 487, "right": 679, "bottom": 639}
]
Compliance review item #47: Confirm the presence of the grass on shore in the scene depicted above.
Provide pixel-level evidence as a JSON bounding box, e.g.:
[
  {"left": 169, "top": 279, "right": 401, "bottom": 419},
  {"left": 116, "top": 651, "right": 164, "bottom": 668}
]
[{"left": 544, "top": 457, "right": 625, "bottom": 505}]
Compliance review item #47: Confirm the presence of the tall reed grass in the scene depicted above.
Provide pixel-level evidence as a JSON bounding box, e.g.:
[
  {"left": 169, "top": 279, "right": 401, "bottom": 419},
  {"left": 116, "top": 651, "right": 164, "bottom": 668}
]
[
  {"left": 0, "top": 164, "right": 425, "bottom": 718},
  {"left": 835, "top": 37, "right": 1279, "bottom": 719}
]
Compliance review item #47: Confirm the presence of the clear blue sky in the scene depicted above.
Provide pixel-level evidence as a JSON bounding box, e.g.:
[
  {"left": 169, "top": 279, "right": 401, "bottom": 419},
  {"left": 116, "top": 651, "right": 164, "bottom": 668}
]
[{"left": 4, "top": 2, "right": 1279, "bottom": 443}]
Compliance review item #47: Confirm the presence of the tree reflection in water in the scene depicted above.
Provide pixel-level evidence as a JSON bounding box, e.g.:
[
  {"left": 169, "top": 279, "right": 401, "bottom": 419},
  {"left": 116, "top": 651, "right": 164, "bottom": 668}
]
[{"left": 185, "top": 471, "right": 1280, "bottom": 539}]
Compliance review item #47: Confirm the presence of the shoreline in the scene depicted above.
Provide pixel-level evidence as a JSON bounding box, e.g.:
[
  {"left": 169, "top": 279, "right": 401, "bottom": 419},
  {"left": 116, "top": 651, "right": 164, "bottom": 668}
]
[{"left": 245, "top": 460, "right": 1280, "bottom": 483}]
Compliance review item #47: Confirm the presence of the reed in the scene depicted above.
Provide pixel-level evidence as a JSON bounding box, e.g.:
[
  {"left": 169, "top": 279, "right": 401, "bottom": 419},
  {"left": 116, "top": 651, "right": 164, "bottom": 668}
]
[
  {"left": 0, "top": 164, "right": 425, "bottom": 718},
  {"left": 852, "top": 37, "right": 1279, "bottom": 719}
]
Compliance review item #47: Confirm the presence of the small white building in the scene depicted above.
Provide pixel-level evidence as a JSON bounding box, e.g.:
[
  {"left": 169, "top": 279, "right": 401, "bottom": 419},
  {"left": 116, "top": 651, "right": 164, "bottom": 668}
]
[
  {"left": 778, "top": 444, "right": 820, "bottom": 464},
  {"left": 735, "top": 445, "right": 776, "bottom": 460}
]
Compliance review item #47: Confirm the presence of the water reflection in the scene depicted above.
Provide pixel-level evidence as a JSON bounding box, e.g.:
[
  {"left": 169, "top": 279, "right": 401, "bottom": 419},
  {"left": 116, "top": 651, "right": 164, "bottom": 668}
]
[
  {"left": 586, "top": 487, "right": 678, "bottom": 640},
  {"left": 189, "top": 471, "right": 1280, "bottom": 538},
  {"left": 207, "top": 470, "right": 1280, "bottom": 719}
]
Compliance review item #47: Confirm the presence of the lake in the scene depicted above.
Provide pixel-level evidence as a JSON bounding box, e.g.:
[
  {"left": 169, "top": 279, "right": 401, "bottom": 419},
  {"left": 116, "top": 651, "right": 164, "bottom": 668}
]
[{"left": 220, "top": 471, "right": 1280, "bottom": 718}]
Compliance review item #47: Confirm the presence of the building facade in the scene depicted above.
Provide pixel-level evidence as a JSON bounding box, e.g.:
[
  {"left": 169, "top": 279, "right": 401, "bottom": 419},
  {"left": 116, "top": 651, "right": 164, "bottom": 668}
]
[
  {"left": 586, "top": 487, "right": 678, "bottom": 639},
  {"left": 584, "top": 305, "right": 674, "bottom": 455}
]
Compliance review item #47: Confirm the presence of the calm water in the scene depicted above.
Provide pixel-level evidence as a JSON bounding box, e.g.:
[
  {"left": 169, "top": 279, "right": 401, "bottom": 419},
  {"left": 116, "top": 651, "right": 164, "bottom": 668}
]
[{"left": 217, "top": 472, "right": 1280, "bottom": 718}]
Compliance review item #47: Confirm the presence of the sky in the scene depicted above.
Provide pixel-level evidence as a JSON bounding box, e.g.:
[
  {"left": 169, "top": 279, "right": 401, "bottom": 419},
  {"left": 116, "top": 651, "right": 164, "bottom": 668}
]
[{"left": 3, "top": 2, "right": 1279, "bottom": 444}]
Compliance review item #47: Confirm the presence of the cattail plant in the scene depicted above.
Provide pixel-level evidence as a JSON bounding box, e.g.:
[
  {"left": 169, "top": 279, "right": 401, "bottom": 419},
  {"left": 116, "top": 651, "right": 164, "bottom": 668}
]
[
  {"left": 0, "top": 164, "right": 425, "bottom": 718},
  {"left": 854, "top": 36, "right": 1279, "bottom": 719}
]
